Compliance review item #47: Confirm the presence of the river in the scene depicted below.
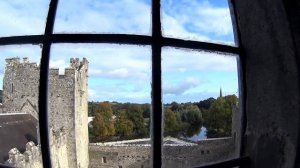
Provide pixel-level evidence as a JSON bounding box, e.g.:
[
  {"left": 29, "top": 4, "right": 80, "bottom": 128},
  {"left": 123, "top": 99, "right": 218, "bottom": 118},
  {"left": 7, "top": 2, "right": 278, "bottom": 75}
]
[{"left": 186, "top": 126, "right": 207, "bottom": 141}]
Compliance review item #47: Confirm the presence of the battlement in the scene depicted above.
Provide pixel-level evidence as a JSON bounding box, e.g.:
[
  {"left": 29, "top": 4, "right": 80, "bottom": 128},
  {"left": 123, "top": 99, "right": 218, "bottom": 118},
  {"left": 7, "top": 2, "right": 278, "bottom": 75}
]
[
  {"left": 70, "top": 57, "right": 89, "bottom": 70},
  {"left": 4, "top": 57, "right": 88, "bottom": 79},
  {"left": 5, "top": 142, "right": 42, "bottom": 168},
  {"left": 5, "top": 57, "right": 20, "bottom": 65},
  {"left": 6, "top": 56, "right": 87, "bottom": 68},
  {"left": 4, "top": 127, "right": 68, "bottom": 168}
]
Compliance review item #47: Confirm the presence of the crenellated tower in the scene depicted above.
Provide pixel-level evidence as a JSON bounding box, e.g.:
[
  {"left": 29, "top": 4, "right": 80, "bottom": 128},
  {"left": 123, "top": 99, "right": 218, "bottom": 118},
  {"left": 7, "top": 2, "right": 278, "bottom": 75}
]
[{"left": 2, "top": 57, "right": 89, "bottom": 168}]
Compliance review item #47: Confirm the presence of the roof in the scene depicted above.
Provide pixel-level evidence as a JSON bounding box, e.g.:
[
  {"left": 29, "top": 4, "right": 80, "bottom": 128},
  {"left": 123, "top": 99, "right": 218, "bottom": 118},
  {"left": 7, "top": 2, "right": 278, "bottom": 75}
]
[{"left": 0, "top": 113, "right": 38, "bottom": 163}]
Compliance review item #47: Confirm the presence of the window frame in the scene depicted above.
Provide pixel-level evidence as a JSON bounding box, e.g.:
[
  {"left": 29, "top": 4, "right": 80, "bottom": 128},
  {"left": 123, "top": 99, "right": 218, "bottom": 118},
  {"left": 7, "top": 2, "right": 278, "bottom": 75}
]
[{"left": 0, "top": 0, "right": 249, "bottom": 167}]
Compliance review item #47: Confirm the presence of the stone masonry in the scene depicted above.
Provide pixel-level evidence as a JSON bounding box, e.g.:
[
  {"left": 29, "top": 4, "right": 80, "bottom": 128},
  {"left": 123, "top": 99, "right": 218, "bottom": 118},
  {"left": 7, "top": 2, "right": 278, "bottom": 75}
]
[
  {"left": 89, "top": 137, "right": 236, "bottom": 168},
  {"left": 2, "top": 57, "right": 89, "bottom": 168}
]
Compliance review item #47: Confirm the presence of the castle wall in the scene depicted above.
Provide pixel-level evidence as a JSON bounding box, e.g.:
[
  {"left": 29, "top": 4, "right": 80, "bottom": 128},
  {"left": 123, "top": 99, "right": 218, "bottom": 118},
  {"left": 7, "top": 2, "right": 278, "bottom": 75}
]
[
  {"left": 50, "top": 128, "right": 69, "bottom": 168},
  {"left": 2, "top": 57, "right": 89, "bottom": 168},
  {"left": 48, "top": 67, "right": 78, "bottom": 167},
  {"left": 3, "top": 58, "right": 39, "bottom": 117},
  {"left": 73, "top": 58, "right": 89, "bottom": 168},
  {"left": 89, "top": 137, "right": 235, "bottom": 168},
  {"left": 5, "top": 128, "right": 69, "bottom": 168},
  {"left": 5, "top": 142, "right": 42, "bottom": 168}
]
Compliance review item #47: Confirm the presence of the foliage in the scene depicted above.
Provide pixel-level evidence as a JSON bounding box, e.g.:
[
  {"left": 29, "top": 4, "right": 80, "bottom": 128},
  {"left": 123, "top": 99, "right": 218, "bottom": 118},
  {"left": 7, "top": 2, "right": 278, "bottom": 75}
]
[
  {"left": 88, "top": 95, "right": 238, "bottom": 142},
  {"left": 115, "top": 109, "right": 134, "bottom": 138},
  {"left": 194, "top": 97, "right": 216, "bottom": 110},
  {"left": 164, "top": 104, "right": 203, "bottom": 138},
  {"left": 205, "top": 95, "right": 238, "bottom": 138},
  {"left": 126, "top": 105, "right": 148, "bottom": 138},
  {"left": 90, "top": 102, "right": 115, "bottom": 141},
  {"left": 164, "top": 108, "right": 181, "bottom": 136}
]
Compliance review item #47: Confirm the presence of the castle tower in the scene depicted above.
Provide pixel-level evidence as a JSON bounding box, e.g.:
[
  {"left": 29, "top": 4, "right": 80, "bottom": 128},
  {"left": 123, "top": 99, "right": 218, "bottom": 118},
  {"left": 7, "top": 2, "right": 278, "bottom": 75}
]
[
  {"left": 2, "top": 57, "right": 89, "bottom": 168},
  {"left": 3, "top": 57, "right": 39, "bottom": 117}
]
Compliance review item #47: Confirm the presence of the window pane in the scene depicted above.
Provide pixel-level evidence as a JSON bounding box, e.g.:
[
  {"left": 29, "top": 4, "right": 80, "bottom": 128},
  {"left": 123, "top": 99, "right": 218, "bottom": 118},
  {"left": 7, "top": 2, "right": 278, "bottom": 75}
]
[
  {"left": 0, "top": 45, "right": 43, "bottom": 167},
  {"left": 162, "top": 47, "right": 240, "bottom": 167},
  {"left": 161, "top": 0, "right": 236, "bottom": 46},
  {"left": 50, "top": 44, "right": 151, "bottom": 168},
  {"left": 54, "top": 0, "right": 151, "bottom": 35},
  {"left": 0, "top": 0, "right": 49, "bottom": 37}
]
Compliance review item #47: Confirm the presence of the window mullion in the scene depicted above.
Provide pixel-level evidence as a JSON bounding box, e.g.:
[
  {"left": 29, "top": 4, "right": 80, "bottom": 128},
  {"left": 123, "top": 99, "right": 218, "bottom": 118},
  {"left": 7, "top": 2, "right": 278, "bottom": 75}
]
[
  {"left": 151, "top": 0, "right": 163, "bottom": 167},
  {"left": 39, "top": 0, "right": 58, "bottom": 167}
]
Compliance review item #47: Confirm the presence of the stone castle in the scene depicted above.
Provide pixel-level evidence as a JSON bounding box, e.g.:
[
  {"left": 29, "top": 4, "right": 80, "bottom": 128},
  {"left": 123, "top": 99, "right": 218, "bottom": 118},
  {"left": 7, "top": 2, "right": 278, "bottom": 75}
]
[
  {"left": 0, "top": 57, "right": 241, "bottom": 168},
  {"left": 1, "top": 57, "right": 89, "bottom": 168}
]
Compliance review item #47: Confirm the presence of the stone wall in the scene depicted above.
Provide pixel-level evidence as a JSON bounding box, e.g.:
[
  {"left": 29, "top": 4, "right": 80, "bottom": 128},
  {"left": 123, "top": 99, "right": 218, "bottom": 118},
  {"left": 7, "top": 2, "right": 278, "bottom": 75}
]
[
  {"left": 89, "top": 137, "right": 235, "bottom": 168},
  {"left": 2, "top": 57, "right": 89, "bottom": 168},
  {"left": 73, "top": 58, "right": 89, "bottom": 168},
  {"left": 3, "top": 58, "right": 39, "bottom": 117},
  {"left": 5, "top": 142, "right": 42, "bottom": 168},
  {"left": 5, "top": 127, "right": 69, "bottom": 168},
  {"left": 233, "top": 0, "right": 300, "bottom": 167},
  {"left": 50, "top": 127, "right": 69, "bottom": 168}
]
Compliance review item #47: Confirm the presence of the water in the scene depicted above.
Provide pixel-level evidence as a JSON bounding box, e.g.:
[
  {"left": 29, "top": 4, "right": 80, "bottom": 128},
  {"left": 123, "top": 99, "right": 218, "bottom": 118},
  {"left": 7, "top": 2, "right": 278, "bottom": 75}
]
[{"left": 187, "top": 127, "right": 207, "bottom": 141}]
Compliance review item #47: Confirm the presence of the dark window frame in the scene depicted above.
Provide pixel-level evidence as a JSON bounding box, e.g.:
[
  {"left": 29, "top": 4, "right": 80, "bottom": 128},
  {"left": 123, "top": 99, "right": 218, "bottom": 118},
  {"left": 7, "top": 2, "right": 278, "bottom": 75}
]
[{"left": 0, "top": 0, "right": 250, "bottom": 167}]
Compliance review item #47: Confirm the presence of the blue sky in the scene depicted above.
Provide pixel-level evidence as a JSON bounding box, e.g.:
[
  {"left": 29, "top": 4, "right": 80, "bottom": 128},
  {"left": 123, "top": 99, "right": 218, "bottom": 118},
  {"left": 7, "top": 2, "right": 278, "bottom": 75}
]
[{"left": 0, "top": 0, "right": 238, "bottom": 103}]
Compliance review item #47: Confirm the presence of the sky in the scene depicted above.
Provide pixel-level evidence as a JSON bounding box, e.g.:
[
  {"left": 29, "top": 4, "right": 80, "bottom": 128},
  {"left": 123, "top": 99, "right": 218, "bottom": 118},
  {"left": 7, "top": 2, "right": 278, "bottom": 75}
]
[{"left": 0, "top": 0, "right": 239, "bottom": 103}]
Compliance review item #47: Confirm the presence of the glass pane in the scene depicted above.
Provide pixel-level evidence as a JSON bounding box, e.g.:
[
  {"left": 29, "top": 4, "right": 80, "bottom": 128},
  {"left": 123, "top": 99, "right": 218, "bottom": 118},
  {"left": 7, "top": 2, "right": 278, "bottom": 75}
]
[
  {"left": 162, "top": 0, "right": 236, "bottom": 45},
  {"left": 54, "top": 0, "right": 151, "bottom": 35},
  {"left": 0, "top": 0, "right": 49, "bottom": 37},
  {"left": 0, "top": 45, "right": 43, "bottom": 167},
  {"left": 162, "top": 47, "right": 240, "bottom": 167},
  {"left": 50, "top": 44, "right": 151, "bottom": 168}
]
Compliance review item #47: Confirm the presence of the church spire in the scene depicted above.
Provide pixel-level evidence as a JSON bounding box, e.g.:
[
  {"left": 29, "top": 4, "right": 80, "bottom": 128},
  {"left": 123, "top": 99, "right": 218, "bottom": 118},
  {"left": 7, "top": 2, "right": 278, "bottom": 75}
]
[{"left": 219, "top": 87, "right": 223, "bottom": 98}]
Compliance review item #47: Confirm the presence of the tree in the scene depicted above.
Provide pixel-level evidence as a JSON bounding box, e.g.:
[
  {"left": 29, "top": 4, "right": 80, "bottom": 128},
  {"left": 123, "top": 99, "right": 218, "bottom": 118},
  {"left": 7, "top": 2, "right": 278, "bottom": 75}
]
[
  {"left": 195, "top": 97, "right": 216, "bottom": 110},
  {"left": 164, "top": 108, "right": 181, "bottom": 136},
  {"left": 126, "top": 105, "right": 148, "bottom": 138},
  {"left": 167, "top": 104, "right": 203, "bottom": 138},
  {"left": 170, "top": 101, "right": 180, "bottom": 111},
  {"left": 90, "top": 102, "right": 115, "bottom": 141},
  {"left": 178, "top": 104, "right": 203, "bottom": 125},
  {"left": 205, "top": 95, "right": 238, "bottom": 138},
  {"left": 88, "top": 101, "right": 98, "bottom": 116},
  {"left": 115, "top": 109, "right": 134, "bottom": 138}
]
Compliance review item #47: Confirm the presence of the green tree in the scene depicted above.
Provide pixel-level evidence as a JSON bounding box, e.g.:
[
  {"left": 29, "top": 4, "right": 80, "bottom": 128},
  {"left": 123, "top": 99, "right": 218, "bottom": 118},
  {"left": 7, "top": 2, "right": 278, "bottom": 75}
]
[
  {"left": 90, "top": 102, "right": 115, "bottom": 141},
  {"left": 164, "top": 108, "right": 181, "bottom": 136},
  {"left": 205, "top": 95, "right": 238, "bottom": 138},
  {"left": 115, "top": 109, "right": 134, "bottom": 138},
  {"left": 178, "top": 104, "right": 203, "bottom": 125},
  {"left": 195, "top": 97, "right": 216, "bottom": 110},
  {"left": 88, "top": 101, "right": 98, "bottom": 116},
  {"left": 170, "top": 101, "right": 180, "bottom": 111},
  {"left": 127, "top": 105, "right": 148, "bottom": 138}
]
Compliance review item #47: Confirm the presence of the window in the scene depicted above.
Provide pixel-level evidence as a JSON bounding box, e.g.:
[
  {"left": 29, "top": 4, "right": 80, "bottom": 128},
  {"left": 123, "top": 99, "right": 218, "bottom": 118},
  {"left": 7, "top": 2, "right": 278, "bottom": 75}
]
[
  {"left": 102, "top": 157, "right": 107, "bottom": 163},
  {"left": 0, "top": 0, "right": 245, "bottom": 167}
]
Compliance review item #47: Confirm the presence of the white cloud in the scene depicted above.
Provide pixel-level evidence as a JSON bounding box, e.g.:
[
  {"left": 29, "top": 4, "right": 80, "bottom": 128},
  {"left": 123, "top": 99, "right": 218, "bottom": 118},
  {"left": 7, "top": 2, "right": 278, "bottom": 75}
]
[
  {"left": 0, "top": 0, "right": 238, "bottom": 103},
  {"left": 54, "top": 0, "right": 151, "bottom": 34},
  {"left": 0, "top": 0, "right": 49, "bottom": 37},
  {"left": 108, "top": 68, "right": 129, "bottom": 78},
  {"left": 164, "top": 77, "right": 201, "bottom": 95},
  {"left": 162, "top": 0, "right": 234, "bottom": 44},
  {"left": 162, "top": 47, "right": 238, "bottom": 73},
  {"left": 51, "top": 44, "right": 151, "bottom": 80}
]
